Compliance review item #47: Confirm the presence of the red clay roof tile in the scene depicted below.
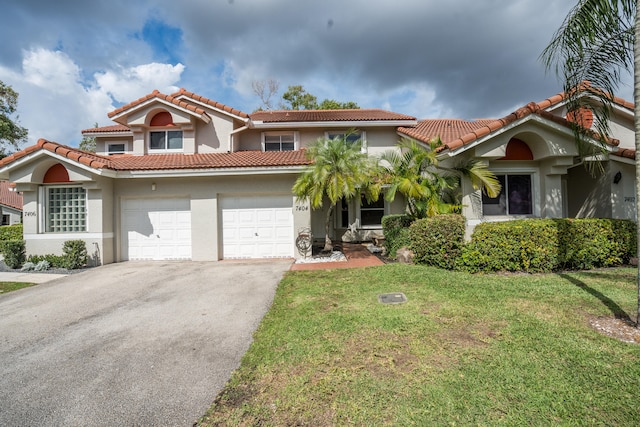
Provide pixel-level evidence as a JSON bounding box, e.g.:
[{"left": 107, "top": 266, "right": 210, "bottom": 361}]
[
  {"left": 107, "top": 90, "right": 208, "bottom": 119},
  {"left": 0, "top": 180, "right": 23, "bottom": 210},
  {"left": 81, "top": 124, "right": 131, "bottom": 134},
  {"left": 0, "top": 139, "right": 311, "bottom": 172},
  {"left": 171, "top": 88, "right": 249, "bottom": 119},
  {"left": 250, "top": 109, "right": 415, "bottom": 123}
]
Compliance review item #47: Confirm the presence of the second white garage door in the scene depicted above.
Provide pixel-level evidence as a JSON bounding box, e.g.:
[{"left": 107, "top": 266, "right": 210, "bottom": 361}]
[
  {"left": 122, "top": 198, "right": 192, "bottom": 260},
  {"left": 220, "top": 194, "right": 294, "bottom": 259}
]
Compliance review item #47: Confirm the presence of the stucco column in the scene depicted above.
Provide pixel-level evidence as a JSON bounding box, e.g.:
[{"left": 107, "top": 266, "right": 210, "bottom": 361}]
[{"left": 542, "top": 174, "right": 564, "bottom": 218}]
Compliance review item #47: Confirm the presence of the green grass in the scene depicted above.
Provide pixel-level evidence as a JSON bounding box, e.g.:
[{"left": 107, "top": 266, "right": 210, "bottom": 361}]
[
  {"left": 199, "top": 265, "right": 640, "bottom": 426},
  {"left": 0, "top": 281, "right": 36, "bottom": 294}
]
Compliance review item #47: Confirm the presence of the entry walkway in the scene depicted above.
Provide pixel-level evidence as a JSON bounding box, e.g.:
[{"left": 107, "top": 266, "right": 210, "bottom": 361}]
[{"left": 290, "top": 243, "right": 384, "bottom": 271}]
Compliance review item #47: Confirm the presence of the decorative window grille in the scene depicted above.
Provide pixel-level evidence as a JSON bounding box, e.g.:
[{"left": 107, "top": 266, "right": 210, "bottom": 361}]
[{"left": 46, "top": 187, "right": 87, "bottom": 232}]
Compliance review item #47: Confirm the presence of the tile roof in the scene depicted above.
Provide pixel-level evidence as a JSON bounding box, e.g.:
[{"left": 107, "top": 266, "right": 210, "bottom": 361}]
[
  {"left": 0, "top": 180, "right": 23, "bottom": 210},
  {"left": 0, "top": 139, "right": 312, "bottom": 172},
  {"left": 107, "top": 90, "right": 208, "bottom": 119},
  {"left": 171, "top": 88, "right": 249, "bottom": 119},
  {"left": 250, "top": 109, "right": 416, "bottom": 123},
  {"left": 399, "top": 95, "right": 621, "bottom": 153},
  {"left": 81, "top": 124, "right": 131, "bottom": 134},
  {"left": 612, "top": 148, "right": 635, "bottom": 160}
]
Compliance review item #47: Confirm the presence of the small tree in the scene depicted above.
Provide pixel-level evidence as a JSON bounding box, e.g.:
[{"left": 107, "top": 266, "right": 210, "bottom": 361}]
[
  {"left": 0, "top": 80, "right": 28, "bottom": 152},
  {"left": 381, "top": 138, "right": 500, "bottom": 219},
  {"left": 293, "top": 134, "right": 380, "bottom": 251},
  {"left": 79, "top": 122, "right": 98, "bottom": 152}
]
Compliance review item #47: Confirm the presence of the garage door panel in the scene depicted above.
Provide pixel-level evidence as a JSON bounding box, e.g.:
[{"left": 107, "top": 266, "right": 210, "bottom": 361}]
[
  {"left": 221, "top": 195, "right": 294, "bottom": 259},
  {"left": 122, "top": 198, "right": 192, "bottom": 261}
]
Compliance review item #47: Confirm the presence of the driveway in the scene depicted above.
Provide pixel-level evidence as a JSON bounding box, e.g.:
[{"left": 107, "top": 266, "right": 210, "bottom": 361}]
[{"left": 0, "top": 260, "right": 291, "bottom": 426}]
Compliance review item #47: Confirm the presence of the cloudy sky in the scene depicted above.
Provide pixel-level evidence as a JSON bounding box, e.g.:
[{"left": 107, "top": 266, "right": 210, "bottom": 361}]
[{"left": 0, "top": 0, "right": 634, "bottom": 148}]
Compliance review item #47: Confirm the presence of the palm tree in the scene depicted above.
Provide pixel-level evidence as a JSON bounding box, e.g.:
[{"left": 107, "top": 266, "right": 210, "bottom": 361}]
[
  {"left": 293, "top": 134, "right": 380, "bottom": 251},
  {"left": 381, "top": 138, "right": 501, "bottom": 219},
  {"left": 542, "top": 0, "right": 640, "bottom": 325}
]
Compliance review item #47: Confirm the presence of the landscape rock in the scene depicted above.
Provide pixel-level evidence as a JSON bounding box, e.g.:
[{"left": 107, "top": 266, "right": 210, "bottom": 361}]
[{"left": 396, "top": 247, "right": 414, "bottom": 264}]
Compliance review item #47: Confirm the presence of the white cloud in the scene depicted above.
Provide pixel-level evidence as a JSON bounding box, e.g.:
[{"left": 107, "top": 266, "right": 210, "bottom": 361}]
[
  {"left": 0, "top": 48, "right": 185, "bottom": 148},
  {"left": 95, "top": 63, "right": 185, "bottom": 102}
]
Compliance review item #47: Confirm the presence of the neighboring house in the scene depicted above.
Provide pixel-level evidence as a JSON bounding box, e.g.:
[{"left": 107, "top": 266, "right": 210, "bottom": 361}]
[
  {"left": 398, "top": 82, "right": 636, "bottom": 237},
  {"left": 0, "top": 84, "right": 634, "bottom": 264},
  {"left": 0, "top": 89, "right": 415, "bottom": 264},
  {"left": 0, "top": 180, "right": 23, "bottom": 226}
]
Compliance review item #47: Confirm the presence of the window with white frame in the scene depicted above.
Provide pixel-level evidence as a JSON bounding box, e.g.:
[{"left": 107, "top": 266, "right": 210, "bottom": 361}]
[
  {"left": 482, "top": 174, "right": 533, "bottom": 216},
  {"left": 263, "top": 132, "right": 297, "bottom": 151},
  {"left": 150, "top": 130, "right": 183, "bottom": 151},
  {"left": 326, "top": 130, "right": 367, "bottom": 152},
  {"left": 359, "top": 194, "right": 385, "bottom": 226},
  {"left": 107, "top": 143, "right": 126, "bottom": 155},
  {"left": 46, "top": 186, "right": 87, "bottom": 232}
]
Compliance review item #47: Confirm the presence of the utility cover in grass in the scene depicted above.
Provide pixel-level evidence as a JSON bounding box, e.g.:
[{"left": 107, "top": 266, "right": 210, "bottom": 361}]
[{"left": 378, "top": 293, "right": 407, "bottom": 304}]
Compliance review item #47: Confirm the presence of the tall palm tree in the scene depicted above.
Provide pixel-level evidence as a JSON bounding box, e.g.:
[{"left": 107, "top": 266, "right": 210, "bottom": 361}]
[
  {"left": 293, "top": 135, "right": 380, "bottom": 251},
  {"left": 542, "top": 0, "right": 640, "bottom": 325},
  {"left": 381, "top": 138, "right": 501, "bottom": 219}
]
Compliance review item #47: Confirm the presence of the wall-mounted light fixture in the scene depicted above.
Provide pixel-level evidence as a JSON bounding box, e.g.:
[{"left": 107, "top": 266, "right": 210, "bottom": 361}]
[
  {"left": 613, "top": 171, "right": 622, "bottom": 184},
  {"left": 151, "top": 183, "right": 156, "bottom": 191}
]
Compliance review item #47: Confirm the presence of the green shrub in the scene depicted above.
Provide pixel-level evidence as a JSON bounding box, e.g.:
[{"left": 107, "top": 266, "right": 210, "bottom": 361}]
[
  {"left": 558, "top": 218, "right": 636, "bottom": 270},
  {"left": 62, "top": 240, "right": 88, "bottom": 269},
  {"left": 2, "top": 239, "right": 26, "bottom": 269},
  {"left": 27, "top": 254, "right": 67, "bottom": 268},
  {"left": 457, "top": 218, "right": 636, "bottom": 273},
  {"left": 409, "top": 214, "right": 465, "bottom": 270},
  {"left": 0, "top": 224, "right": 23, "bottom": 252},
  {"left": 381, "top": 214, "right": 413, "bottom": 256},
  {"left": 458, "top": 219, "right": 560, "bottom": 273}
]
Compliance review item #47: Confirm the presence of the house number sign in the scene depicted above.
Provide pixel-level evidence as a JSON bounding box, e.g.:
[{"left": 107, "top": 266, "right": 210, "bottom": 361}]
[
  {"left": 24, "top": 211, "right": 37, "bottom": 217},
  {"left": 295, "top": 204, "right": 309, "bottom": 212}
]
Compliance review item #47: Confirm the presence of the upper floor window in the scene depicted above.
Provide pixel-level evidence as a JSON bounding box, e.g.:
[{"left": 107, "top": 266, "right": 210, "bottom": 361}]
[
  {"left": 482, "top": 174, "right": 533, "bottom": 216},
  {"left": 107, "top": 143, "right": 126, "bottom": 155},
  {"left": 150, "top": 130, "right": 183, "bottom": 151},
  {"left": 326, "top": 130, "right": 367, "bottom": 152},
  {"left": 262, "top": 132, "right": 297, "bottom": 151}
]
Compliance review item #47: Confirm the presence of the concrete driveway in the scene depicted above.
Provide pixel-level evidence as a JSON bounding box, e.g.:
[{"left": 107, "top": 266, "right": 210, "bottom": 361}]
[{"left": 0, "top": 260, "right": 291, "bottom": 426}]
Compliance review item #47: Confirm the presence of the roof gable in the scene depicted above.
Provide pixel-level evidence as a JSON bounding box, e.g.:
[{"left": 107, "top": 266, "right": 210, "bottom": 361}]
[{"left": 107, "top": 90, "right": 211, "bottom": 125}]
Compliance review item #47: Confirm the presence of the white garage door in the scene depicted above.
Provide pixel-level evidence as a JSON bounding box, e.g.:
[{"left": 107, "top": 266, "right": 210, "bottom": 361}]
[
  {"left": 122, "top": 198, "right": 191, "bottom": 260},
  {"left": 221, "top": 194, "right": 294, "bottom": 259}
]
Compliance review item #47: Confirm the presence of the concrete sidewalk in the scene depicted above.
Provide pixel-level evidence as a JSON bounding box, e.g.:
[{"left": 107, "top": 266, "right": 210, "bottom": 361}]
[{"left": 0, "top": 271, "right": 69, "bottom": 284}]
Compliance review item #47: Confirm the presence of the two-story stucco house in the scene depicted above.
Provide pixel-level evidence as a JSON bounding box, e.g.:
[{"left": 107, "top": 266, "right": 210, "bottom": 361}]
[
  {"left": 0, "top": 83, "right": 635, "bottom": 264},
  {"left": 0, "top": 89, "right": 416, "bottom": 264}
]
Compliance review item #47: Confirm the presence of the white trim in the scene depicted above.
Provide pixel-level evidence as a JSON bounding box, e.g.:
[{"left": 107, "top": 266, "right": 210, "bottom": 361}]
[
  {"left": 148, "top": 129, "right": 184, "bottom": 152},
  {"left": 25, "top": 232, "right": 114, "bottom": 240},
  {"left": 482, "top": 168, "right": 540, "bottom": 218}
]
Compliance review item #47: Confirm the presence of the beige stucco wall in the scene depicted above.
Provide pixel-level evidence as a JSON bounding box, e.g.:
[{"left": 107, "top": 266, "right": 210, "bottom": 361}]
[{"left": 113, "top": 172, "right": 307, "bottom": 261}]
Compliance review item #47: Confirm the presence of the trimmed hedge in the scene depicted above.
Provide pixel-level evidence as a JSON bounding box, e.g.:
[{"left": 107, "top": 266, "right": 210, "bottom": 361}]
[
  {"left": 2, "top": 239, "right": 26, "bottom": 269},
  {"left": 458, "top": 220, "right": 560, "bottom": 273},
  {"left": 381, "top": 214, "right": 413, "bottom": 256},
  {"left": 409, "top": 214, "right": 465, "bottom": 270},
  {"left": 0, "top": 224, "right": 23, "bottom": 252},
  {"left": 458, "top": 218, "right": 636, "bottom": 273},
  {"left": 558, "top": 218, "right": 637, "bottom": 270}
]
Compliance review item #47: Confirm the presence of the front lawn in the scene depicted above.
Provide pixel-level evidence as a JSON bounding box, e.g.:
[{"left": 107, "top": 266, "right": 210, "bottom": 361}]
[
  {"left": 199, "top": 265, "right": 640, "bottom": 426},
  {"left": 0, "top": 281, "right": 36, "bottom": 294}
]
